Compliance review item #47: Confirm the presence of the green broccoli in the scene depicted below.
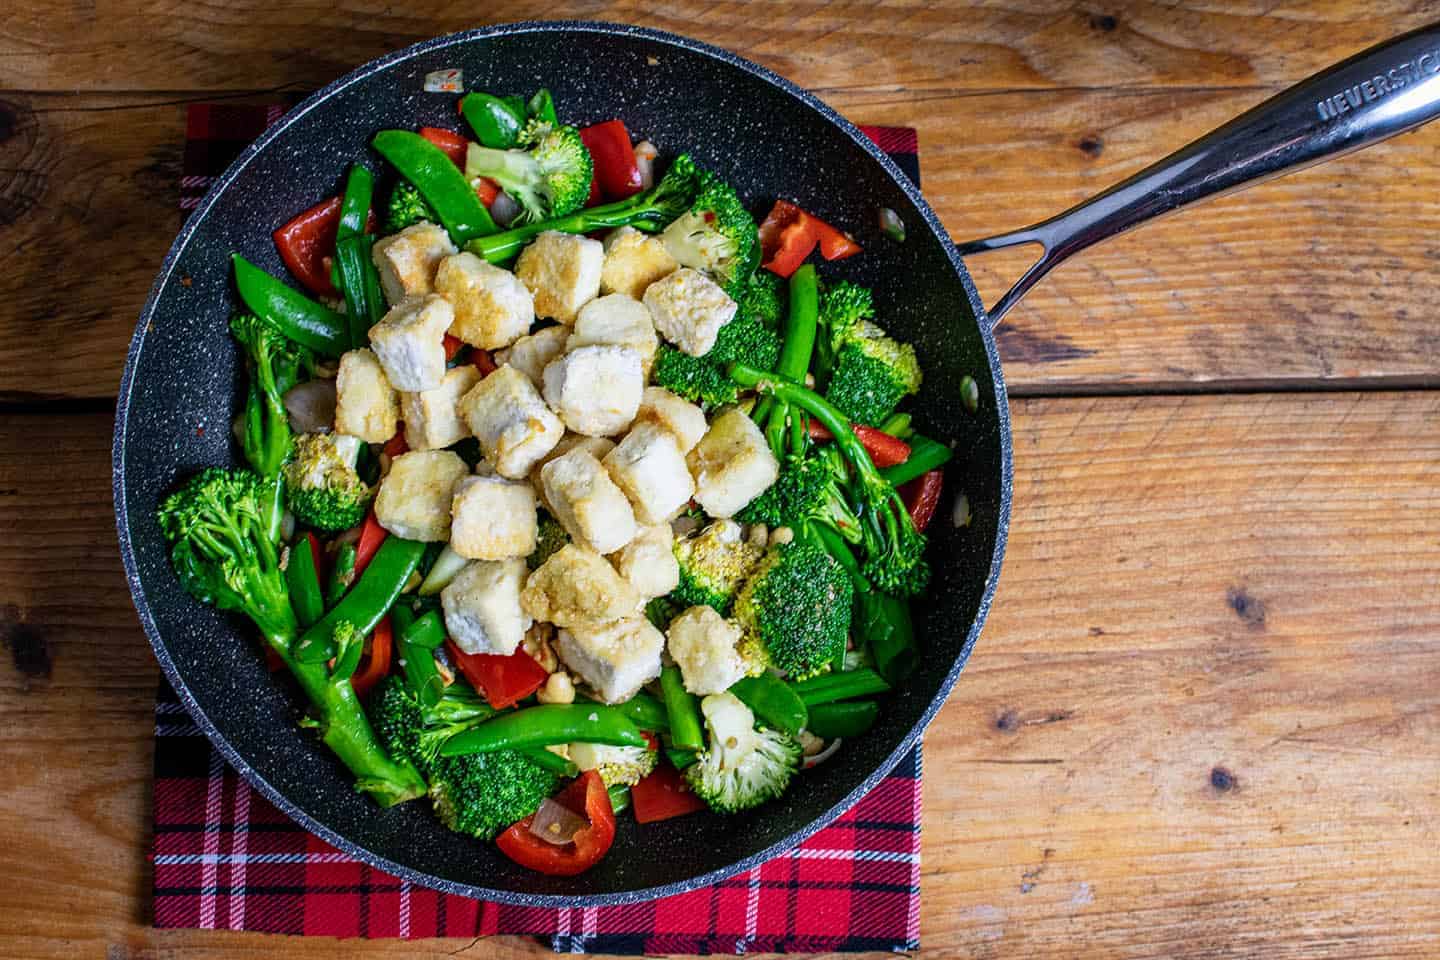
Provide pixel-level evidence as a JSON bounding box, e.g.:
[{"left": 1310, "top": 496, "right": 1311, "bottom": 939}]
[
  {"left": 283, "top": 432, "right": 372, "bottom": 531},
  {"left": 736, "top": 271, "right": 784, "bottom": 329},
  {"left": 825, "top": 321, "right": 922, "bottom": 426},
  {"left": 684, "top": 691, "right": 799, "bottom": 813},
  {"left": 528, "top": 510, "right": 571, "bottom": 570},
  {"left": 651, "top": 344, "right": 739, "bottom": 408},
  {"left": 385, "top": 180, "right": 437, "bottom": 233},
  {"left": 670, "top": 520, "right": 765, "bottom": 616},
  {"left": 428, "top": 749, "right": 559, "bottom": 840},
  {"left": 230, "top": 313, "right": 313, "bottom": 538},
  {"left": 813, "top": 280, "right": 875, "bottom": 387},
  {"left": 736, "top": 449, "right": 860, "bottom": 544},
  {"left": 644, "top": 595, "right": 682, "bottom": 630},
  {"left": 568, "top": 742, "right": 659, "bottom": 788},
  {"left": 157, "top": 468, "right": 426, "bottom": 807},
  {"left": 708, "top": 315, "right": 781, "bottom": 370},
  {"left": 733, "top": 541, "right": 852, "bottom": 680},
  {"left": 369, "top": 675, "right": 495, "bottom": 776},
  {"left": 659, "top": 172, "right": 761, "bottom": 300},
  {"left": 464, "top": 119, "right": 593, "bottom": 224}
]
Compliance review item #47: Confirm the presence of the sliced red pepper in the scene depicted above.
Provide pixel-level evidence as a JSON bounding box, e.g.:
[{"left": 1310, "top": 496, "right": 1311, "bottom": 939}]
[
  {"left": 497, "top": 771, "right": 616, "bottom": 876},
  {"left": 579, "top": 120, "right": 643, "bottom": 201},
  {"left": 443, "top": 334, "right": 466, "bottom": 361},
  {"left": 418, "top": 126, "right": 469, "bottom": 168},
  {"left": 758, "top": 200, "right": 818, "bottom": 278},
  {"left": 446, "top": 641, "right": 549, "bottom": 710},
  {"left": 631, "top": 764, "right": 708, "bottom": 824},
  {"left": 900, "top": 469, "right": 944, "bottom": 533},
  {"left": 353, "top": 511, "right": 387, "bottom": 578},
  {"left": 274, "top": 196, "right": 343, "bottom": 297},
  {"left": 473, "top": 176, "right": 501, "bottom": 209},
  {"left": 264, "top": 647, "right": 286, "bottom": 673},
  {"left": 472, "top": 348, "right": 498, "bottom": 376},
  {"left": 808, "top": 420, "right": 912, "bottom": 468},
  {"left": 349, "top": 615, "right": 394, "bottom": 700},
  {"left": 810, "top": 215, "right": 862, "bottom": 261},
  {"left": 382, "top": 432, "right": 409, "bottom": 460}
]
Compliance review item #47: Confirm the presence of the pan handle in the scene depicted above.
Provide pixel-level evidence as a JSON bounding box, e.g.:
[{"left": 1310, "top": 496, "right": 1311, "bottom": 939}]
[{"left": 956, "top": 22, "right": 1440, "bottom": 328}]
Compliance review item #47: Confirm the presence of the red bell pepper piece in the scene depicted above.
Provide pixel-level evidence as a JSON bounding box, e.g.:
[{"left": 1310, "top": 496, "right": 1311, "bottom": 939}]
[
  {"left": 758, "top": 200, "right": 818, "bottom": 278},
  {"left": 497, "top": 771, "right": 617, "bottom": 876},
  {"left": 631, "top": 764, "right": 708, "bottom": 824},
  {"left": 579, "top": 120, "right": 643, "bottom": 201},
  {"left": 472, "top": 348, "right": 498, "bottom": 376},
  {"left": 273, "top": 196, "right": 343, "bottom": 297},
  {"left": 353, "top": 511, "right": 387, "bottom": 578},
  {"left": 473, "top": 176, "right": 501, "bottom": 209},
  {"left": 808, "top": 420, "right": 911, "bottom": 468},
  {"left": 349, "top": 615, "right": 394, "bottom": 700},
  {"left": 446, "top": 641, "right": 549, "bottom": 710},
  {"left": 900, "top": 469, "right": 944, "bottom": 532},
  {"left": 583, "top": 170, "right": 603, "bottom": 208},
  {"left": 442, "top": 334, "right": 466, "bottom": 361},
  {"left": 382, "top": 432, "right": 409, "bottom": 460},
  {"left": 810, "top": 215, "right": 862, "bottom": 261},
  {"left": 418, "top": 127, "right": 469, "bottom": 168}
]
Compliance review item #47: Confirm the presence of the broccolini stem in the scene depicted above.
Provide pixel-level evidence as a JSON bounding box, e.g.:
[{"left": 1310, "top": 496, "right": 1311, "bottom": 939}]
[
  {"left": 788, "top": 667, "right": 891, "bottom": 707},
  {"left": 466, "top": 191, "right": 671, "bottom": 263},
  {"left": 660, "top": 664, "right": 704, "bottom": 751},
  {"left": 878, "top": 433, "right": 954, "bottom": 488},
  {"left": 764, "top": 264, "right": 820, "bottom": 456}
]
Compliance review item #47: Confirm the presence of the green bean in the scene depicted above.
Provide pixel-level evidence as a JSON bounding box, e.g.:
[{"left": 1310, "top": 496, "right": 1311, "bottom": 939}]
[
  {"left": 618, "top": 691, "right": 670, "bottom": 732},
  {"left": 285, "top": 539, "right": 324, "bottom": 630},
  {"left": 766, "top": 264, "right": 820, "bottom": 456},
  {"left": 325, "top": 542, "right": 357, "bottom": 608},
  {"left": 857, "top": 593, "right": 917, "bottom": 686},
  {"left": 728, "top": 674, "right": 808, "bottom": 737},
  {"left": 231, "top": 254, "right": 348, "bottom": 357},
  {"left": 335, "top": 164, "right": 374, "bottom": 241},
  {"left": 524, "top": 747, "right": 580, "bottom": 776},
  {"left": 333, "top": 234, "right": 386, "bottom": 349},
  {"left": 879, "top": 434, "right": 953, "bottom": 488},
  {"left": 295, "top": 537, "right": 426, "bottom": 663},
  {"left": 400, "top": 609, "right": 446, "bottom": 650},
  {"left": 439, "top": 704, "right": 646, "bottom": 757},
  {"left": 371, "top": 130, "right": 497, "bottom": 244},
  {"left": 806, "top": 700, "right": 879, "bottom": 739},
  {"left": 660, "top": 664, "right": 704, "bottom": 752},
  {"left": 789, "top": 667, "right": 890, "bottom": 707}
]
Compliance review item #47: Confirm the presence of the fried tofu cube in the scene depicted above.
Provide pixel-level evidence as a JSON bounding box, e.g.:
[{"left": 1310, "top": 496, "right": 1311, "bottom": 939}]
[
  {"left": 600, "top": 226, "right": 678, "bottom": 300},
  {"left": 528, "top": 433, "right": 616, "bottom": 511},
  {"left": 521, "top": 544, "right": 642, "bottom": 628},
  {"left": 666, "top": 604, "right": 747, "bottom": 695},
  {"left": 635, "top": 386, "right": 708, "bottom": 454},
  {"left": 554, "top": 617, "right": 665, "bottom": 703},
  {"left": 541, "top": 345, "right": 644, "bottom": 437},
  {"left": 441, "top": 558, "right": 531, "bottom": 656},
  {"left": 687, "top": 408, "right": 780, "bottom": 518},
  {"left": 603, "top": 422, "right": 694, "bottom": 525},
  {"left": 368, "top": 294, "right": 452, "bottom": 392},
  {"left": 450, "top": 475, "right": 538, "bottom": 561},
  {"left": 497, "top": 324, "right": 569, "bottom": 388},
  {"left": 400, "top": 365, "right": 480, "bottom": 451},
  {"left": 539, "top": 448, "right": 637, "bottom": 555},
  {"left": 610, "top": 524, "right": 679, "bottom": 599},
  {"left": 642, "top": 267, "right": 737, "bottom": 357},
  {"left": 373, "top": 449, "right": 468, "bottom": 541},
  {"left": 458, "top": 365, "right": 564, "bottom": 479},
  {"left": 334, "top": 348, "right": 399, "bottom": 442},
  {"left": 568, "top": 293, "right": 659, "bottom": 375},
  {"left": 372, "top": 222, "right": 457, "bottom": 306},
  {"left": 433, "top": 252, "right": 534, "bottom": 349},
  {"left": 514, "top": 231, "right": 603, "bottom": 322}
]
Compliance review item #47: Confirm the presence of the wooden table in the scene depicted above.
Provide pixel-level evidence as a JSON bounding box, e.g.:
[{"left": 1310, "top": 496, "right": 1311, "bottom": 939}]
[{"left": 2, "top": 3, "right": 1438, "bottom": 957}]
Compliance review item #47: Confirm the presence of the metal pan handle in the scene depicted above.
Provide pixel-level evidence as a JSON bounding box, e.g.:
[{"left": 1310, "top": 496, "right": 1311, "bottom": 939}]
[{"left": 957, "top": 22, "right": 1440, "bottom": 328}]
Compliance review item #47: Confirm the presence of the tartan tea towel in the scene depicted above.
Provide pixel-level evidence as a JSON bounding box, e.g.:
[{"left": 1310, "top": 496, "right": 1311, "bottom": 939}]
[{"left": 155, "top": 102, "right": 924, "bottom": 952}]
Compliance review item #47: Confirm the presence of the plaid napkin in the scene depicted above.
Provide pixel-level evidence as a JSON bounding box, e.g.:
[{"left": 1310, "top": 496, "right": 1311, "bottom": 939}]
[{"left": 154, "top": 101, "right": 923, "bottom": 952}]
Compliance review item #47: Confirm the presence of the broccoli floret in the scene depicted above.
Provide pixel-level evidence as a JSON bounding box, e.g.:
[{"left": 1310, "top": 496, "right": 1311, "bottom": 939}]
[
  {"left": 527, "top": 510, "right": 571, "bottom": 570},
  {"left": 651, "top": 344, "right": 740, "bottom": 408},
  {"left": 230, "top": 313, "right": 312, "bottom": 479},
  {"left": 644, "top": 595, "right": 682, "bottom": 630},
  {"left": 824, "top": 324, "right": 922, "bottom": 426},
  {"left": 670, "top": 520, "right": 765, "bottom": 616},
  {"left": 569, "top": 742, "right": 659, "bottom": 788},
  {"left": 819, "top": 281, "right": 875, "bottom": 346},
  {"left": 464, "top": 120, "right": 593, "bottom": 225},
  {"left": 157, "top": 468, "right": 426, "bottom": 807},
  {"left": 428, "top": 749, "right": 559, "bottom": 840},
  {"left": 283, "top": 432, "right": 372, "bottom": 531},
  {"left": 736, "top": 451, "right": 860, "bottom": 544},
  {"left": 684, "top": 691, "right": 799, "bottom": 813},
  {"left": 708, "top": 317, "right": 781, "bottom": 370},
  {"left": 369, "top": 675, "right": 494, "bottom": 776},
  {"left": 736, "top": 271, "right": 784, "bottom": 329},
  {"left": 732, "top": 541, "right": 852, "bottom": 680},
  {"left": 385, "top": 180, "right": 437, "bottom": 233},
  {"left": 659, "top": 173, "right": 760, "bottom": 300}
]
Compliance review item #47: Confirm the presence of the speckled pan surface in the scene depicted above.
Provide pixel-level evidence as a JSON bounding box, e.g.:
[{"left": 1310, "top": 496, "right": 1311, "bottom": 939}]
[{"left": 113, "top": 21, "right": 1012, "bottom": 906}]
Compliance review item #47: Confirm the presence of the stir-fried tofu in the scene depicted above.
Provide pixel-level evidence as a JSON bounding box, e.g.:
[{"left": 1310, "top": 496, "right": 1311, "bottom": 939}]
[
  {"left": 433, "top": 252, "right": 534, "bottom": 350},
  {"left": 528, "top": 433, "right": 616, "bottom": 511},
  {"left": 498, "top": 324, "right": 569, "bottom": 388},
  {"left": 600, "top": 226, "right": 678, "bottom": 300},
  {"left": 687, "top": 408, "right": 780, "bottom": 518},
  {"left": 520, "top": 544, "right": 642, "bottom": 628},
  {"left": 372, "top": 222, "right": 456, "bottom": 306},
  {"left": 666, "top": 604, "right": 747, "bottom": 695},
  {"left": 368, "top": 294, "right": 452, "bottom": 392},
  {"left": 567, "top": 294, "right": 659, "bottom": 375},
  {"left": 400, "top": 365, "right": 479, "bottom": 451},
  {"left": 603, "top": 422, "right": 694, "bottom": 525},
  {"left": 373, "top": 449, "right": 468, "bottom": 541},
  {"left": 458, "top": 365, "right": 564, "bottom": 479},
  {"left": 642, "top": 267, "right": 737, "bottom": 357},
  {"left": 634, "top": 386, "right": 707, "bottom": 454},
  {"left": 334, "top": 348, "right": 399, "bottom": 442},
  {"left": 441, "top": 558, "right": 532, "bottom": 656},
  {"left": 554, "top": 617, "right": 665, "bottom": 703},
  {"left": 514, "top": 231, "right": 603, "bottom": 323},
  {"left": 539, "top": 448, "right": 637, "bottom": 555},
  {"left": 450, "top": 475, "right": 537, "bottom": 561},
  {"left": 541, "top": 345, "right": 644, "bottom": 437},
  {"left": 610, "top": 524, "right": 679, "bottom": 599}
]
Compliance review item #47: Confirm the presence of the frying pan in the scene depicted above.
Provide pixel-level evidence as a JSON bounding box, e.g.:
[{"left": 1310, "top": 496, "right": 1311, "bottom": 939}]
[{"left": 114, "top": 21, "right": 1440, "bottom": 906}]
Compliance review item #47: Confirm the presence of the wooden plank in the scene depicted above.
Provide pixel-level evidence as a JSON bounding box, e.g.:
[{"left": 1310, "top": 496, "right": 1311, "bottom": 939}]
[
  {"left": 3, "top": 392, "right": 1438, "bottom": 957},
  {"left": 1, "top": 1, "right": 1434, "bottom": 93}
]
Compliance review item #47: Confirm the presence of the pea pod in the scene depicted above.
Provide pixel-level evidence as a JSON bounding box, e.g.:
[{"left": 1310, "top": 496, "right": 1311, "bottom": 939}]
[
  {"left": 806, "top": 700, "right": 879, "bottom": 739},
  {"left": 857, "top": 593, "right": 917, "bottom": 686},
  {"left": 526, "top": 88, "right": 558, "bottom": 126},
  {"left": 232, "top": 254, "right": 348, "bottom": 357},
  {"left": 371, "top": 130, "right": 497, "bottom": 244},
  {"left": 294, "top": 537, "right": 426, "bottom": 663},
  {"left": 728, "top": 673, "right": 808, "bottom": 737},
  {"left": 617, "top": 691, "right": 670, "bottom": 731},
  {"left": 461, "top": 93, "right": 527, "bottom": 148},
  {"left": 336, "top": 164, "right": 374, "bottom": 241},
  {"left": 789, "top": 667, "right": 890, "bottom": 707},
  {"left": 523, "top": 747, "right": 579, "bottom": 776},
  {"left": 660, "top": 664, "right": 704, "bottom": 751},
  {"left": 391, "top": 605, "right": 443, "bottom": 707},
  {"left": 400, "top": 609, "right": 446, "bottom": 650},
  {"left": 438, "top": 704, "right": 646, "bottom": 756},
  {"left": 325, "top": 542, "right": 357, "bottom": 608},
  {"left": 285, "top": 539, "right": 324, "bottom": 629}
]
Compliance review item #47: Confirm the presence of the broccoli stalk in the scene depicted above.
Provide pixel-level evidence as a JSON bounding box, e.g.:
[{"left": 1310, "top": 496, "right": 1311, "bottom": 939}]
[
  {"left": 684, "top": 692, "right": 799, "bottom": 813},
  {"left": 157, "top": 468, "right": 426, "bottom": 806},
  {"left": 464, "top": 120, "right": 593, "bottom": 225},
  {"left": 230, "top": 313, "right": 313, "bottom": 539},
  {"left": 283, "top": 432, "right": 372, "bottom": 531},
  {"left": 568, "top": 741, "right": 659, "bottom": 787}
]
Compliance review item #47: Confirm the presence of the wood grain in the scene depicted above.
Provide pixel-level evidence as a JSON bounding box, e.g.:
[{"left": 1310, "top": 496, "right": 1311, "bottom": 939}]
[{"left": 3, "top": 392, "right": 1437, "bottom": 958}]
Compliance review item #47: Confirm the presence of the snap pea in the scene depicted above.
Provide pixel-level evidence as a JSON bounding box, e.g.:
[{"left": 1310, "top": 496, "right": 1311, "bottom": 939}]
[
  {"left": 371, "top": 130, "right": 497, "bottom": 244},
  {"left": 295, "top": 537, "right": 426, "bottom": 663},
  {"left": 526, "top": 88, "right": 558, "bottom": 126},
  {"left": 617, "top": 691, "right": 670, "bottom": 732},
  {"left": 789, "top": 667, "right": 890, "bottom": 708},
  {"left": 438, "top": 704, "right": 646, "bottom": 757},
  {"left": 285, "top": 539, "right": 324, "bottom": 629},
  {"left": 523, "top": 747, "right": 579, "bottom": 777},
  {"left": 392, "top": 605, "right": 443, "bottom": 707},
  {"left": 460, "top": 93, "right": 527, "bottom": 148},
  {"left": 608, "top": 784, "right": 632, "bottom": 815},
  {"left": 728, "top": 674, "right": 808, "bottom": 737},
  {"left": 878, "top": 434, "right": 953, "bottom": 488},
  {"left": 336, "top": 164, "right": 374, "bottom": 241},
  {"left": 333, "top": 234, "right": 387, "bottom": 349},
  {"left": 400, "top": 609, "right": 446, "bottom": 650},
  {"left": 857, "top": 593, "right": 917, "bottom": 686},
  {"left": 660, "top": 664, "right": 704, "bottom": 752},
  {"left": 325, "top": 542, "right": 357, "bottom": 608},
  {"left": 664, "top": 747, "right": 697, "bottom": 770},
  {"left": 231, "top": 254, "right": 348, "bottom": 357},
  {"left": 330, "top": 619, "right": 364, "bottom": 683},
  {"left": 806, "top": 700, "right": 879, "bottom": 739}
]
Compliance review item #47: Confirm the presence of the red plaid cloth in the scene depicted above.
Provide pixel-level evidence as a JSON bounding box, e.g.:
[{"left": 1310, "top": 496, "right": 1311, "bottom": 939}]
[{"left": 155, "top": 102, "right": 923, "bottom": 951}]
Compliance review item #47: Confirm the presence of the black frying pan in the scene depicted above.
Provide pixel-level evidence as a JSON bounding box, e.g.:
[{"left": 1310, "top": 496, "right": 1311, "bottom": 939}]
[{"left": 114, "top": 21, "right": 1440, "bottom": 905}]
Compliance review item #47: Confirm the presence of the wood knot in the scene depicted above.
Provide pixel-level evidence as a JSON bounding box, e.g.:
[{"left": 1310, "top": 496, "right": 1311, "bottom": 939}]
[
  {"left": 1078, "top": 135, "right": 1104, "bottom": 157},
  {"left": 1226, "top": 586, "right": 1266, "bottom": 627},
  {"left": 1089, "top": 13, "right": 1118, "bottom": 32},
  {"left": 1, "top": 604, "right": 51, "bottom": 689},
  {"left": 0, "top": 98, "right": 46, "bottom": 227},
  {"left": 1210, "top": 766, "right": 1237, "bottom": 792},
  {"left": 995, "top": 708, "right": 1021, "bottom": 732}
]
